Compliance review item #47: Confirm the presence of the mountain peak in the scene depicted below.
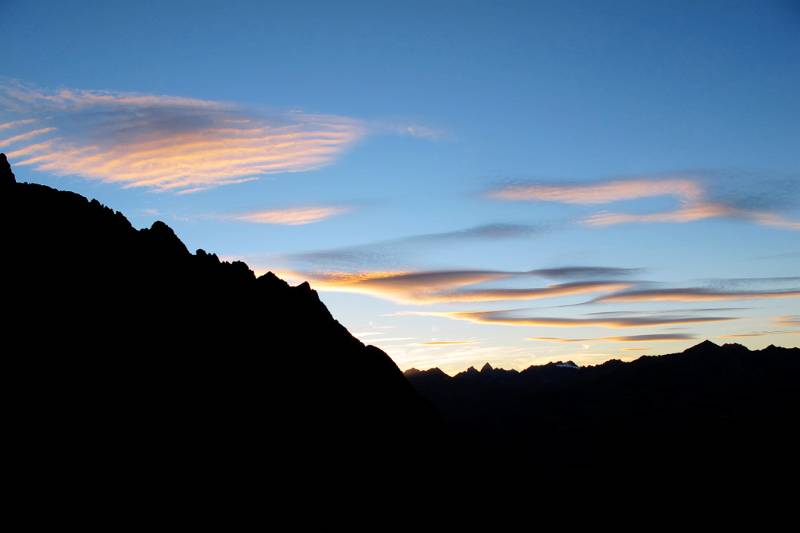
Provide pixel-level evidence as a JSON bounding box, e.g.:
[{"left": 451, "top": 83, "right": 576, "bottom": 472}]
[
  {"left": 687, "top": 340, "right": 719, "bottom": 352},
  {"left": 480, "top": 362, "right": 493, "bottom": 373},
  {"left": 1, "top": 153, "right": 15, "bottom": 185}
]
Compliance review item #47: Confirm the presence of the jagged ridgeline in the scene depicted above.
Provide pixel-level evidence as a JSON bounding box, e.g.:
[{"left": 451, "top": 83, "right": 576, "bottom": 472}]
[
  {"left": 1, "top": 154, "right": 439, "bottom": 482},
  {"left": 406, "top": 340, "right": 800, "bottom": 478}
]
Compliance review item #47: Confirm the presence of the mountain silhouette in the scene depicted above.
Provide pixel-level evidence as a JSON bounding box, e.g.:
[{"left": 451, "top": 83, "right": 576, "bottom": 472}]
[
  {"left": 2, "top": 154, "right": 439, "bottom": 497},
  {"left": 5, "top": 152, "right": 799, "bottom": 496},
  {"left": 406, "top": 340, "right": 800, "bottom": 481}
]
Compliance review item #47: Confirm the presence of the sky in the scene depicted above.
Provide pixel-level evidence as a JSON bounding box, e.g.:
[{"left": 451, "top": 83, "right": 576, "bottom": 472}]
[{"left": 2, "top": 0, "right": 799, "bottom": 373}]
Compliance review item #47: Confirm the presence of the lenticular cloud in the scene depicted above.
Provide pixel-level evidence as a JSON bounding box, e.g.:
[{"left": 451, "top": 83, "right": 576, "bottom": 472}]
[{"left": 0, "top": 82, "right": 365, "bottom": 193}]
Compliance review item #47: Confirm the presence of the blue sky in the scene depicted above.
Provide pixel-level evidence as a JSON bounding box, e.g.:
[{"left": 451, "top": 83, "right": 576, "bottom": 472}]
[{"left": 2, "top": 0, "right": 799, "bottom": 372}]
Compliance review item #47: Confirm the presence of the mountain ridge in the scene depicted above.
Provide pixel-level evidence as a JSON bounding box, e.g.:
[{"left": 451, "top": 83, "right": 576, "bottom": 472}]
[
  {"left": 2, "top": 154, "right": 440, "bottom": 490},
  {"left": 404, "top": 339, "right": 793, "bottom": 377},
  {"left": 405, "top": 338, "right": 799, "bottom": 479}
]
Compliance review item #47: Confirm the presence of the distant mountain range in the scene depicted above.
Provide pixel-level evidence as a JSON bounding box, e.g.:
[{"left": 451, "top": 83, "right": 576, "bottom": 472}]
[
  {"left": 406, "top": 340, "right": 800, "bottom": 480},
  {"left": 4, "top": 151, "right": 799, "bottom": 492}
]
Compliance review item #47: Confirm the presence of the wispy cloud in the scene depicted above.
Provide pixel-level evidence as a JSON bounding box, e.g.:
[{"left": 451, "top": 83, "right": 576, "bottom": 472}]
[
  {"left": 291, "top": 223, "right": 543, "bottom": 270},
  {"left": 527, "top": 333, "right": 696, "bottom": 343},
  {"left": 426, "top": 309, "right": 735, "bottom": 328},
  {"left": 526, "top": 337, "right": 592, "bottom": 343},
  {"left": 441, "top": 281, "right": 631, "bottom": 303},
  {"left": 0, "top": 81, "right": 366, "bottom": 192},
  {"left": 286, "top": 269, "right": 634, "bottom": 304},
  {"left": 530, "top": 266, "right": 641, "bottom": 279},
  {"left": 417, "top": 340, "right": 477, "bottom": 346},
  {"left": 775, "top": 315, "right": 800, "bottom": 327},
  {"left": 595, "top": 287, "right": 800, "bottom": 303},
  {"left": 719, "top": 331, "right": 796, "bottom": 339},
  {"left": 489, "top": 178, "right": 703, "bottom": 204},
  {"left": 489, "top": 176, "right": 800, "bottom": 231},
  {"left": 601, "top": 334, "right": 696, "bottom": 342},
  {"left": 228, "top": 205, "right": 350, "bottom": 225}
]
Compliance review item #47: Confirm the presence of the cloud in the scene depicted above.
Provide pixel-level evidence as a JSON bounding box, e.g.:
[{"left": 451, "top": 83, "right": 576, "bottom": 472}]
[
  {"left": 529, "top": 266, "right": 641, "bottom": 279},
  {"left": 719, "top": 331, "right": 796, "bottom": 339},
  {"left": 601, "top": 334, "right": 696, "bottom": 342},
  {"left": 370, "top": 120, "right": 447, "bottom": 140},
  {"left": 228, "top": 205, "right": 349, "bottom": 225},
  {"left": 0, "top": 81, "right": 365, "bottom": 192},
  {"left": 584, "top": 204, "right": 800, "bottom": 230},
  {"left": 290, "top": 223, "right": 543, "bottom": 270},
  {"left": 699, "top": 276, "right": 800, "bottom": 289},
  {"left": 428, "top": 309, "right": 735, "bottom": 328},
  {"left": 441, "top": 281, "right": 632, "bottom": 303},
  {"left": 585, "top": 307, "right": 748, "bottom": 315},
  {"left": 775, "top": 315, "right": 800, "bottom": 327},
  {"left": 595, "top": 287, "right": 800, "bottom": 303},
  {"left": 527, "top": 333, "right": 695, "bottom": 343},
  {"left": 294, "top": 269, "right": 515, "bottom": 303},
  {"left": 417, "top": 340, "right": 477, "bottom": 346},
  {"left": 526, "top": 337, "right": 592, "bottom": 343},
  {"left": 288, "top": 269, "right": 632, "bottom": 304},
  {"left": 489, "top": 178, "right": 704, "bottom": 204},
  {"left": 489, "top": 176, "right": 800, "bottom": 231}
]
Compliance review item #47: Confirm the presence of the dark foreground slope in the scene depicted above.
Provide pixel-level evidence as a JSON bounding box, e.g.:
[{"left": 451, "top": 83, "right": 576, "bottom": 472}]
[
  {"left": 407, "top": 341, "right": 800, "bottom": 480},
  {"left": 1, "top": 154, "right": 439, "bottom": 492}
]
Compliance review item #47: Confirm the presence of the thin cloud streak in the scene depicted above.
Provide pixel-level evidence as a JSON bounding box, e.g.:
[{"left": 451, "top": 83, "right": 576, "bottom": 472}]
[
  {"left": 229, "top": 206, "right": 350, "bottom": 225},
  {"left": 602, "top": 334, "right": 697, "bottom": 342},
  {"left": 444, "top": 281, "right": 631, "bottom": 302},
  {"left": 775, "top": 315, "right": 800, "bottom": 327},
  {"left": 290, "top": 223, "right": 543, "bottom": 270},
  {"left": 596, "top": 288, "right": 800, "bottom": 303},
  {"left": 489, "top": 178, "right": 703, "bottom": 204},
  {"left": 527, "top": 333, "right": 696, "bottom": 343},
  {"left": 427, "top": 309, "right": 735, "bottom": 328},
  {"left": 417, "top": 340, "right": 477, "bottom": 346}
]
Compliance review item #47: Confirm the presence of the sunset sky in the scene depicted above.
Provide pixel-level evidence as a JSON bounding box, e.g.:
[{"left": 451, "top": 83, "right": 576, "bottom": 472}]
[{"left": 2, "top": 0, "right": 799, "bottom": 373}]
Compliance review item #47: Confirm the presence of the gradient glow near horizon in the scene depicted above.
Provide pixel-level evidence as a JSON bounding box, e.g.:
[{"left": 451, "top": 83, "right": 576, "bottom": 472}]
[{"left": 2, "top": 0, "right": 799, "bottom": 373}]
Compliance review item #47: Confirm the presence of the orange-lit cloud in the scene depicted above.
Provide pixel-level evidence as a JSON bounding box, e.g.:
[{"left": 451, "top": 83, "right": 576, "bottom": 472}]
[
  {"left": 585, "top": 203, "right": 800, "bottom": 230},
  {"left": 489, "top": 177, "right": 800, "bottom": 231},
  {"left": 596, "top": 288, "right": 800, "bottom": 303},
  {"left": 229, "top": 206, "right": 350, "bottom": 225},
  {"left": 489, "top": 178, "right": 704, "bottom": 204},
  {"left": 583, "top": 202, "right": 734, "bottom": 226},
  {"left": 298, "top": 269, "right": 512, "bottom": 303},
  {"left": 0, "top": 118, "right": 37, "bottom": 130},
  {"left": 285, "top": 269, "right": 629, "bottom": 304},
  {"left": 0, "top": 127, "right": 56, "bottom": 147},
  {"left": 775, "top": 315, "right": 800, "bottom": 327},
  {"left": 0, "top": 82, "right": 365, "bottom": 192}
]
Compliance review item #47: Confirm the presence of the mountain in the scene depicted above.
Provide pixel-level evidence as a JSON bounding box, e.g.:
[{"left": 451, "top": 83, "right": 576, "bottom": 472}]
[
  {"left": 406, "top": 341, "right": 800, "bottom": 480},
  {"left": 1, "top": 154, "right": 439, "bottom": 494}
]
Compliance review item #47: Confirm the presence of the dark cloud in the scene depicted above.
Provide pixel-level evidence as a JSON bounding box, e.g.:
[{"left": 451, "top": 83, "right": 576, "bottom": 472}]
[
  {"left": 290, "top": 223, "right": 543, "bottom": 269},
  {"left": 595, "top": 287, "right": 800, "bottom": 303},
  {"left": 529, "top": 266, "right": 642, "bottom": 279},
  {"left": 444, "top": 309, "right": 735, "bottom": 328}
]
